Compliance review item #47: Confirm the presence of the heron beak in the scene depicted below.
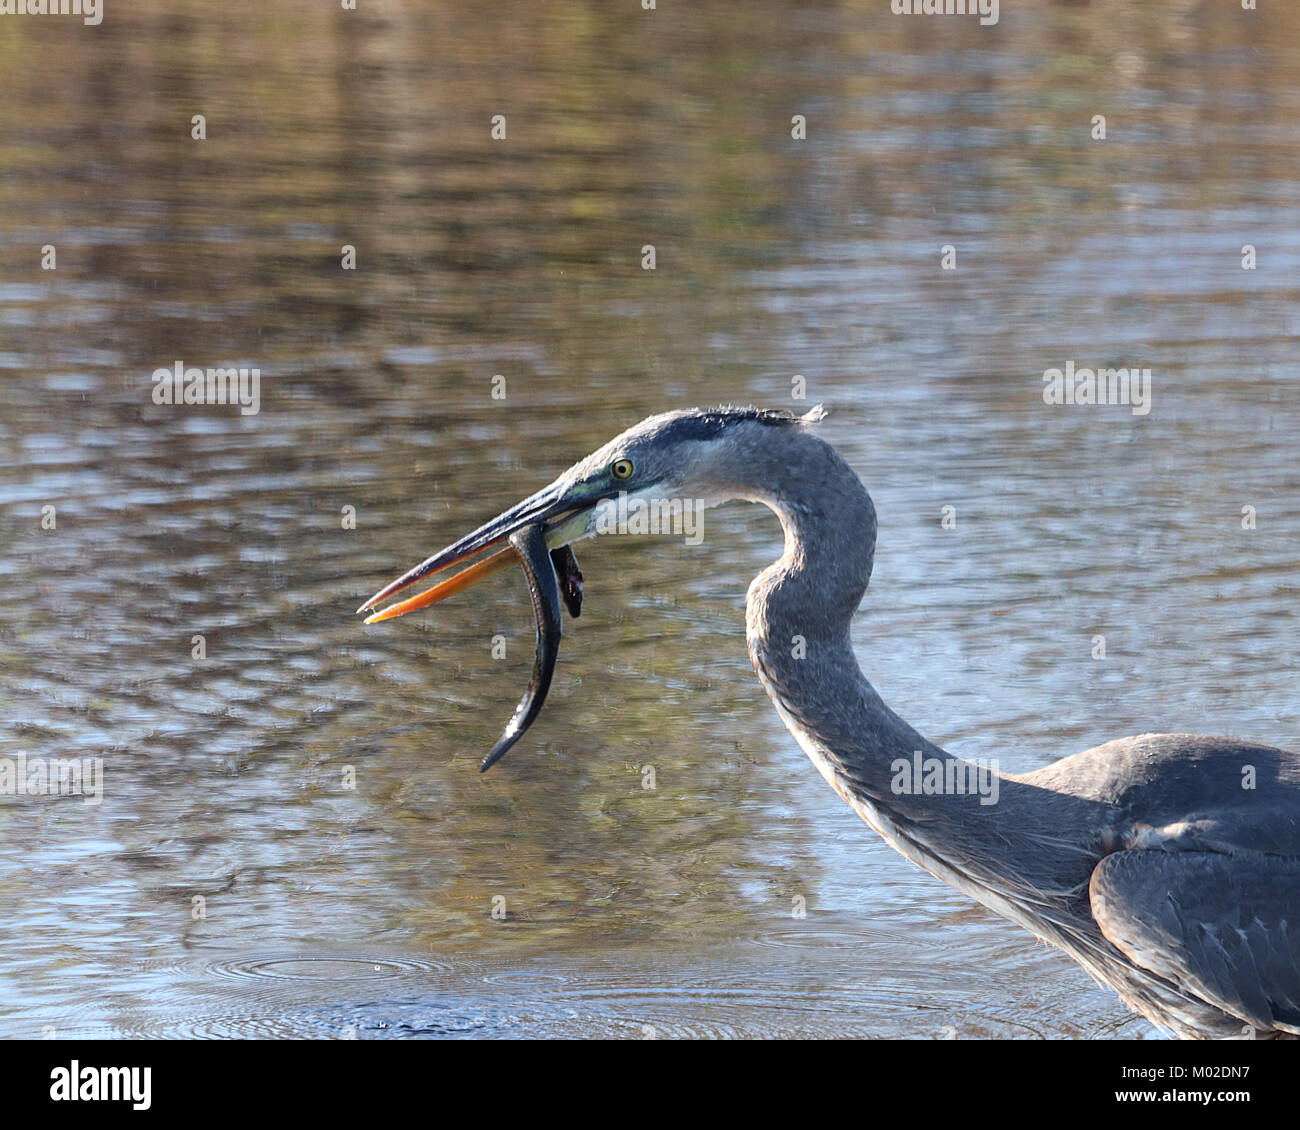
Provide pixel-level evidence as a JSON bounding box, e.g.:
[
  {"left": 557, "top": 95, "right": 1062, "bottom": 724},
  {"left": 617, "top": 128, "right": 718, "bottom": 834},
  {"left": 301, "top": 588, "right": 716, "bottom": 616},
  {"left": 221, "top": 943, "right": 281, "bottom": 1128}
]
[{"left": 356, "top": 481, "right": 599, "bottom": 623}]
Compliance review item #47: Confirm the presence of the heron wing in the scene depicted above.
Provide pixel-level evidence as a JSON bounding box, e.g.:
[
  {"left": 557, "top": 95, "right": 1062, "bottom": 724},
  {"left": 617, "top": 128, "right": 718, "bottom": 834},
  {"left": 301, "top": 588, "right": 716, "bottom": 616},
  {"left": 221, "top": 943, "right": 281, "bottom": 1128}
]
[{"left": 1090, "top": 849, "right": 1300, "bottom": 1035}]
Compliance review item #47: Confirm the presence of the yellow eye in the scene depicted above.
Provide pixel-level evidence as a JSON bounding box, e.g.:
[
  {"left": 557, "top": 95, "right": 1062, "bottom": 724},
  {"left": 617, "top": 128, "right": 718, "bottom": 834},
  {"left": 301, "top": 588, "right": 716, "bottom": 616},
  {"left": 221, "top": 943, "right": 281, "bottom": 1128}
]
[{"left": 611, "top": 458, "right": 634, "bottom": 480}]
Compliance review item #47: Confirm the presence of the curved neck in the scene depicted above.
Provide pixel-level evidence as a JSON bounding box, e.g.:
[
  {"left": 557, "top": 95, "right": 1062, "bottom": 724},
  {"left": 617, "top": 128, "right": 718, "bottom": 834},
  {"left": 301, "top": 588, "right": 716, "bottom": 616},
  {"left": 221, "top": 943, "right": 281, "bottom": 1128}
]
[
  {"left": 738, "top": 427, "right": 1114, "bottom": 934},
  {"left": 734, "top": 426, "right": 1128, "bottom": 978},
  {"left": 739, "top": 429, "right": 1074, "bottom": 892},
  {"left": 741, "top": 427, "right": 949, "bottom": 801},
  {"left": 730, "top": 426, "right": 1175, "bottom": 1015}
]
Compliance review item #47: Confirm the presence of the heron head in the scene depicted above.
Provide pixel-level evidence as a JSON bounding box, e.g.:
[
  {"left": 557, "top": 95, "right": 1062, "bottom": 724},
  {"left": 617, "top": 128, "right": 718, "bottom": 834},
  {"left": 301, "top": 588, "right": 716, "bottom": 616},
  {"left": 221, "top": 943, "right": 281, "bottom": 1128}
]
[{"left": 355, "top": 404, "right": 827, "bottom": 621}]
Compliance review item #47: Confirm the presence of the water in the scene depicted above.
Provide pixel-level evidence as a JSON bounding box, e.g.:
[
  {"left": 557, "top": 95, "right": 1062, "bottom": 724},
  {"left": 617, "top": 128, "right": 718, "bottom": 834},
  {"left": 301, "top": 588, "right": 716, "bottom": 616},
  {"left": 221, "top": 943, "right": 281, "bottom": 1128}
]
[{"left": 1, "top": 1, "right": 1297, "bottom": 1039}]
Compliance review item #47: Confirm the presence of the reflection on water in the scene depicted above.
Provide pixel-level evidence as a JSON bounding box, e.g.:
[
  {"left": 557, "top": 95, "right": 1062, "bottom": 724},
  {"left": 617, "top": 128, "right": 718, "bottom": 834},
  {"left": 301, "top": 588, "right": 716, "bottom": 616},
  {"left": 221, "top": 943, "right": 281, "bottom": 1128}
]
[{"left": 0, "top": 1, "right": 1296, "bottom": 1038}]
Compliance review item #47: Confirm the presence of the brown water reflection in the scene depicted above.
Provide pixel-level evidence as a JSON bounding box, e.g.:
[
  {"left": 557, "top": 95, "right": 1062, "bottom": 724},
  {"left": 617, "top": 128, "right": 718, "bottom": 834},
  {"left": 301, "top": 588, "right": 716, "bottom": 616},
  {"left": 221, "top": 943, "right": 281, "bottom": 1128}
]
[{"left": 0, "top": 1, "right": 1296, "bottom": 1038}]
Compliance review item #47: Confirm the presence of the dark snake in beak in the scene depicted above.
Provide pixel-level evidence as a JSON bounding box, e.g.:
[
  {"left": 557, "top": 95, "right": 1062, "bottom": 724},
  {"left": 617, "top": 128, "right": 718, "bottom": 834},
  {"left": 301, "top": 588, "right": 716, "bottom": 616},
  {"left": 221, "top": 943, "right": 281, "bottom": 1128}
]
[{"left": 477, "top": 528, "right": 583, "bottom": 772}]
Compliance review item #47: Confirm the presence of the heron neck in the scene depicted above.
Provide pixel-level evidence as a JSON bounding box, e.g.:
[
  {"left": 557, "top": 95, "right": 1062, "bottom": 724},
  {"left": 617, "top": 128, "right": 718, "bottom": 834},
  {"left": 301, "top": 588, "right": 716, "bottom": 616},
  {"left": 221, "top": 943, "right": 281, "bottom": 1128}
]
[
  {"left": 742, "top": 429, "right": 991, "bottom": 827},
  {"left": 740, "top": 428, "right": 1112, "bottom": 956}
]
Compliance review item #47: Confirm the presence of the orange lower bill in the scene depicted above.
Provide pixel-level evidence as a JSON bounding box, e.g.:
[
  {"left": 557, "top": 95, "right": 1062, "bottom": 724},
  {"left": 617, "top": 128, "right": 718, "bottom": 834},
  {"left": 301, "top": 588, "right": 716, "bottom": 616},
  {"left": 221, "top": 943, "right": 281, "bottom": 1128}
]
[{"left": 362, "top": 544, "right": 517, "bottom": 623}]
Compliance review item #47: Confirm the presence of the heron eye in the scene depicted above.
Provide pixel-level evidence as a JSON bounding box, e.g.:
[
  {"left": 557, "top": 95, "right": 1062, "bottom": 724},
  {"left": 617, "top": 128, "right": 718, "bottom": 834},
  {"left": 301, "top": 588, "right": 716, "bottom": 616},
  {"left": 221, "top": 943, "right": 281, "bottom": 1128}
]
[{"left": 611, "top": 458, "right": 634, "bottom": 480}]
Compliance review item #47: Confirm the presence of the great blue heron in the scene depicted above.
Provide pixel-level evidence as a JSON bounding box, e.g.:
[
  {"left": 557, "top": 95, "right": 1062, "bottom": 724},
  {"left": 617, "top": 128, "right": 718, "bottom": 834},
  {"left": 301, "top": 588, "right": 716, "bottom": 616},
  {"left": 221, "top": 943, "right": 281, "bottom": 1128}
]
[{"left": 358, "top": 405, "right": 1300, "bottom": 1040}]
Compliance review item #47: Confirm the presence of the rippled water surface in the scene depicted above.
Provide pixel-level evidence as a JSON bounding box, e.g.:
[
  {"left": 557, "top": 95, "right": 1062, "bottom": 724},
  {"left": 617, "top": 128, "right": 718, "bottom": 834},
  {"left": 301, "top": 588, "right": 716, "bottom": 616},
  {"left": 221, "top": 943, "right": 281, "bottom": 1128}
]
[{"left": 1, "top": 1, "right": 1297, "bottom": 1039}]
